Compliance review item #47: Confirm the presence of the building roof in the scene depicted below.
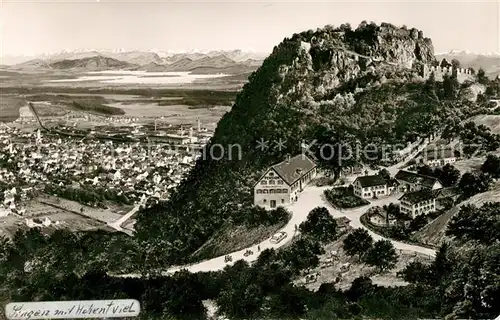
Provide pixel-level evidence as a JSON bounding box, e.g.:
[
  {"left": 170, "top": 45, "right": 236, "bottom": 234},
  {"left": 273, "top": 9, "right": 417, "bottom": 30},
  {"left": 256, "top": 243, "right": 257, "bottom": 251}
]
[
  {"left": 399, "top": 189, "right": 436, "bottom": 204},
  {"left": 354, "top": 175, "right": 387, "bottom": 188},
  {"left": 395, "top": 170, "right": 440, "bottom": 188},
  {"left": 269, "top": 154, "right": 317, "bottom": 186},
  {"left": 432, "top": 187, "right": 460, "bottom": 199}
]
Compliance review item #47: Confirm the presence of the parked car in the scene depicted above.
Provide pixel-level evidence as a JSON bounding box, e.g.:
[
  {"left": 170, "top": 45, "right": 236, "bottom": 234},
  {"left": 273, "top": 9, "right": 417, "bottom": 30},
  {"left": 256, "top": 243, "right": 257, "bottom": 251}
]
[{"left": 270, "top": 231, "right": 287, "bottom": 244}]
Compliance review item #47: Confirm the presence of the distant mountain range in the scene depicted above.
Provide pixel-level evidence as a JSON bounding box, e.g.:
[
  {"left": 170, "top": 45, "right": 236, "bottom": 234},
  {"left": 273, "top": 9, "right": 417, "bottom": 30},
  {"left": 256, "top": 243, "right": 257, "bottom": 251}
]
[
  {"left": 435, "top": 50, "right": 500, "bottom": 78},
  {"left": 4, "top": 49, "right": 499, "bottom": 77},
  {"left": 1, "top": 49, "right": 268, "bottom": 74}
]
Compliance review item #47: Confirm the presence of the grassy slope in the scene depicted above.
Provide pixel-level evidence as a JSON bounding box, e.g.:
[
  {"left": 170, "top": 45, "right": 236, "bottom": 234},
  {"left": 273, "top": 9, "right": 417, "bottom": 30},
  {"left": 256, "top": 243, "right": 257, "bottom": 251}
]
[
  {"left": 469, "top": 114, "right": 500, "bottom": 134},
  {"left": 190, "top": 220, "right": 288, "bottom": 262}
]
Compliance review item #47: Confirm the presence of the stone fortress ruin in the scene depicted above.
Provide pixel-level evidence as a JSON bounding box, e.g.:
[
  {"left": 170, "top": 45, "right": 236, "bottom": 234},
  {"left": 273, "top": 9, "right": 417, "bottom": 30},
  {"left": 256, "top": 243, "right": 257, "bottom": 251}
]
[{"left": 420, "top": 64, "right": 474, "bottom": 83}]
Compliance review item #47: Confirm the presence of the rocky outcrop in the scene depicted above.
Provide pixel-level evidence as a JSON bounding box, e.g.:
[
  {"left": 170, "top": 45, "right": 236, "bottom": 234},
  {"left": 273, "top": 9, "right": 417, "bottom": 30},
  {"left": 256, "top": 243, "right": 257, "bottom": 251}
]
[{"left": 270, "top": 22, "right": 436, "bottom": 111}]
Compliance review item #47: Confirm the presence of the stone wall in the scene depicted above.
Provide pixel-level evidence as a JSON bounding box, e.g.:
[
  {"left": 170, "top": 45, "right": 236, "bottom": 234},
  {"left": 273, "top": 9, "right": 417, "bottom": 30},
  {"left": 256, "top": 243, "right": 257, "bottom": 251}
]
[{"left": 421, "top": 65, "right": 474, "bottom": 83}]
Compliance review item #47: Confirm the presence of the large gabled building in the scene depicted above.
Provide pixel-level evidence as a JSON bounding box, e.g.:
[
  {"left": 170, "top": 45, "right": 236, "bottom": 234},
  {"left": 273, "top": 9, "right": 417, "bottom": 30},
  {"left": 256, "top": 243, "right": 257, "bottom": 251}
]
[
  {"left": 399, "top": 189, "right": 437, "bottom": 218},
  {"left": 353, "top": 175, "right": 388, "bottom": 199},
  {"left": 253, "top": 154, "right": 317, "bottom": 209}
]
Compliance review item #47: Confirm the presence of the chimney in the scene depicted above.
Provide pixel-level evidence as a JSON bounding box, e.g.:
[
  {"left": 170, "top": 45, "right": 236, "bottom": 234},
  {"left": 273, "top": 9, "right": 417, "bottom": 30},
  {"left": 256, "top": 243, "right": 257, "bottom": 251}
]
[{"left": 286, "top": 154, "right": 291, "bottom": 163}]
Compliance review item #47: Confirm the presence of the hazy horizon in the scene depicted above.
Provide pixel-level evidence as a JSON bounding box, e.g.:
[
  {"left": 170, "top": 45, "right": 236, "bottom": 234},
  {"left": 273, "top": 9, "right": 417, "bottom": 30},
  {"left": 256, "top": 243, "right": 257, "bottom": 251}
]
[{"left": 1, "top": 0, "right": 499, "bottom": 57}]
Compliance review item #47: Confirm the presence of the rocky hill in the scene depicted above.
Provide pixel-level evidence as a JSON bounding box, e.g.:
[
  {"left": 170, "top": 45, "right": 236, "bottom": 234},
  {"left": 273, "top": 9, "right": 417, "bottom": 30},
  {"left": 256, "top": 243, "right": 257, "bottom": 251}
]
[
  {"left": 135, "top": 22, "right": 460, "bottom": 265},
  {"left": 49, "top": 56, "right": 138, "bottom": 71}
]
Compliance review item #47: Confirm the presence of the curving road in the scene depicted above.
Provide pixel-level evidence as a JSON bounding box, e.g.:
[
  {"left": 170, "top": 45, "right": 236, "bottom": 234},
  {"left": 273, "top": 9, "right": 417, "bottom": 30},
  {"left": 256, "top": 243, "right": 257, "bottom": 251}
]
[{"left": 117, "top": 184, "right": 436, "bottom": 278}]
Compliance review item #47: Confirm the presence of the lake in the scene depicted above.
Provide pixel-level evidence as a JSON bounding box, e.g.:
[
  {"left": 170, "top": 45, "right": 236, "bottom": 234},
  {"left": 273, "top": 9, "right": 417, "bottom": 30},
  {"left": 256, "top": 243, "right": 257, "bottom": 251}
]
[{"left": 48, "top": 71, "right": 230, "bottom": 85}]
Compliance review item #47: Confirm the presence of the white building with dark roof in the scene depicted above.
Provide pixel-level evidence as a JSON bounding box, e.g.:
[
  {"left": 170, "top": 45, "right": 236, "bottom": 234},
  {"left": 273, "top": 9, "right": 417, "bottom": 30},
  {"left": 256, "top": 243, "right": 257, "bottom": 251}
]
[
  {"left": 353, "top": 175, "right": 388, "bottom": 199},
  {"left": 395, "top": 170, "right": 443, "bottom": 193},
  {"left": 253, "top": 154, "right": 317, "bottom": 209},
  {"left": 399, "top": 189, "right": 437, "bottom": 218}
]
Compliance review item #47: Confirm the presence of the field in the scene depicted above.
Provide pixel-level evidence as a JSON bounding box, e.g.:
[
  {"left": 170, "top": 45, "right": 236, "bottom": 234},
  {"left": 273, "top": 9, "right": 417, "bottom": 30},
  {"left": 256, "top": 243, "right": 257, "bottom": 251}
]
[
  {"left": 452, "top": 149, "right": 500, "bottom": 174},
  {"left": 293, "top": 233, "right": 434, "bottom": 291},
  {"left": 0, "top": 200, "right": 108, "bottom": 238},
  {"left": 0, "top": 95, "right": 26, "bottom": 122},
  {"left": 470, "top": 114, "right": 500, "bottom": 134},
  {"left": 0, "top": 67, "right": 245, "bottom": 125}
]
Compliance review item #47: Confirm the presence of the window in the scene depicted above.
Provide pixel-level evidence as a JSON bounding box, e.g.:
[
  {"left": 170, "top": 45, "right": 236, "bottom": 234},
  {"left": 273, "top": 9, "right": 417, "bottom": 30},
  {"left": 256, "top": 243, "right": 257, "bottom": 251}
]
[
  {"left": 269, "top": 180, "right": 275, "bottom": 185},
  {"left": 269, "top": 189, "right": 274, "bottom": 194},
  {"left": 256, "top": 189, "right": 262, "bottom": 194},
  {"left": 281, "top": 199, "right": 285, "bottom": 204},
  {"left": 269, "top": 172, "right": 274, "bottom": 176},
  {"left": 282, "top": 189, "right": 288, "bottom": 193},
  {"left": 277, "top": 180, "right": 283, "bottom": 185},
  {"left": 263, "top": 190, "right": 269, "bottom": 194},
  {"left": 261, "top": 180, "right": 267, "bottom": 185},
  {"left": 276, "top": 189, "right": 282, "bottom": 193}
]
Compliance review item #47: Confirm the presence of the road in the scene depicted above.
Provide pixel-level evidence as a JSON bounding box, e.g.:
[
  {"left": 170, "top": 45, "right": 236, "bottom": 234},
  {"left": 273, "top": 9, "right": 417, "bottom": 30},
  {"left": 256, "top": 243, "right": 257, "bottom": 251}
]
[
  {"left": 107, "top": 203, "right": 142, "bottom": 232},
  {"left": 117, "top": 185, "right": 436, "bottom": 278},
  {"left": 116, "top": 140, "right": 438, "bottom": 277}
]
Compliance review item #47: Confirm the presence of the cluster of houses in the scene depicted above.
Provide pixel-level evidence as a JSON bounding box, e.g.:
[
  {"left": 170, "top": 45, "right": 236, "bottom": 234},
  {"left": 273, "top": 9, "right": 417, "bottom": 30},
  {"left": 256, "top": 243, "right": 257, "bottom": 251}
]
[
  {"left": 0, "top": 125, "right": 210, "bottom": 217},
  {"left": 353, "top": 169, "right": 447, "bottom": 219},
  {"left": 254, "top": 149, "right": 460, "bottom": 221}
]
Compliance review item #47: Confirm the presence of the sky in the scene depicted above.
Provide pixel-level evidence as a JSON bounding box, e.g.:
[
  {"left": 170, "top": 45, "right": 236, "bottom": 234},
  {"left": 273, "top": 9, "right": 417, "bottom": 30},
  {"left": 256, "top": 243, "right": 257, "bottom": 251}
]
[{"left": 1, "top": 0, "right": 499, "bottom": 56}]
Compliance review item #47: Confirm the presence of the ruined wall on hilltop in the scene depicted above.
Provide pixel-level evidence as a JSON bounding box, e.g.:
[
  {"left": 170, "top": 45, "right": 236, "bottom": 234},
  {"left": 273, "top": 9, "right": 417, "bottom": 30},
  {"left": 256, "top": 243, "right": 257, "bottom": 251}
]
[{"left": 421, "top": 65, "right": 475, "bottom": 83}]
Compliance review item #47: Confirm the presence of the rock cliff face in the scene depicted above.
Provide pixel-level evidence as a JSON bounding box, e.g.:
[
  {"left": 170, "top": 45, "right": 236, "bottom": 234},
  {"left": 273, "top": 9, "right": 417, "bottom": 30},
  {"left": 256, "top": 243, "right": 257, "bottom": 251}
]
[{"left": 274, "top": 23, "right": 435, "bottom": 105}]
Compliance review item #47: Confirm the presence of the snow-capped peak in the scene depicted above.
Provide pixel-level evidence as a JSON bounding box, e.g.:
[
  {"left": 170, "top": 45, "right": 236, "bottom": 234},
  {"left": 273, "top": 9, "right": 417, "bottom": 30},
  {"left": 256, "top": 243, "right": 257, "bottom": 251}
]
[{"left": 436, "top": 49, "right": 500, "bottom": 57}]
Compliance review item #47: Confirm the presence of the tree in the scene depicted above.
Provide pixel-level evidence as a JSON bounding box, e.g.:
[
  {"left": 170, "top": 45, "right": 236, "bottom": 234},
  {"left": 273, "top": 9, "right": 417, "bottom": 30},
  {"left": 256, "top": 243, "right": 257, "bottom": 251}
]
[
  {"left": 363, "top": 239, "right": 398, "bottom": 272},
  {"left": 345, "top": 276, "right": 374, "bottom": 301},
  {"left": 343, "top": 228, "right": 373, "bottom": 258},
  {"left": 451, "top": 59, "right": 461, "bottom": 69},
  {"left": 281, "top": 236, "right": 323, "bottom": 273},
  {"left": 378, "top": 168, "right": 391, "bottom": 181},
  {"left": 446, "top": 202, "right": 500, "bottom": 244},
  {"left": 481, "top": 154, "right": 500, "bottom": 178},
  {"left": 266, "top": 284, "right": 311, "bottom": 317},
  {"left": 299, "top": 207, "right": 337, "bottom": 243},
  {"left": 398, "top": 261, "right": 432, "bottom": 284},
  {"left": 458, "top": 171, "right": 491, "bottom": 198},
  {"left": 436, "top": 164, "right": 461, "bottom": 187},
  {"left": 443, "top": 73, "right": 460, "bottom": 99},
  {"left": 417, "top": 164, "right": 434, "bottom": 177},
  {"left": 477, "top": 68, "right": 489, "bottom": 85}
]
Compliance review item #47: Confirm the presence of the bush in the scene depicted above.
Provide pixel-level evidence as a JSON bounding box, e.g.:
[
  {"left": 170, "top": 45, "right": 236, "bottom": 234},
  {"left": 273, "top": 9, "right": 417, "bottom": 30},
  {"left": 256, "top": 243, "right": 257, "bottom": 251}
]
[
  {"left": 324, "top": 187, "right": 370, "bottom": 209},
  {"left": 299, "top": 207, "right": 337, "bottom": 243}
]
